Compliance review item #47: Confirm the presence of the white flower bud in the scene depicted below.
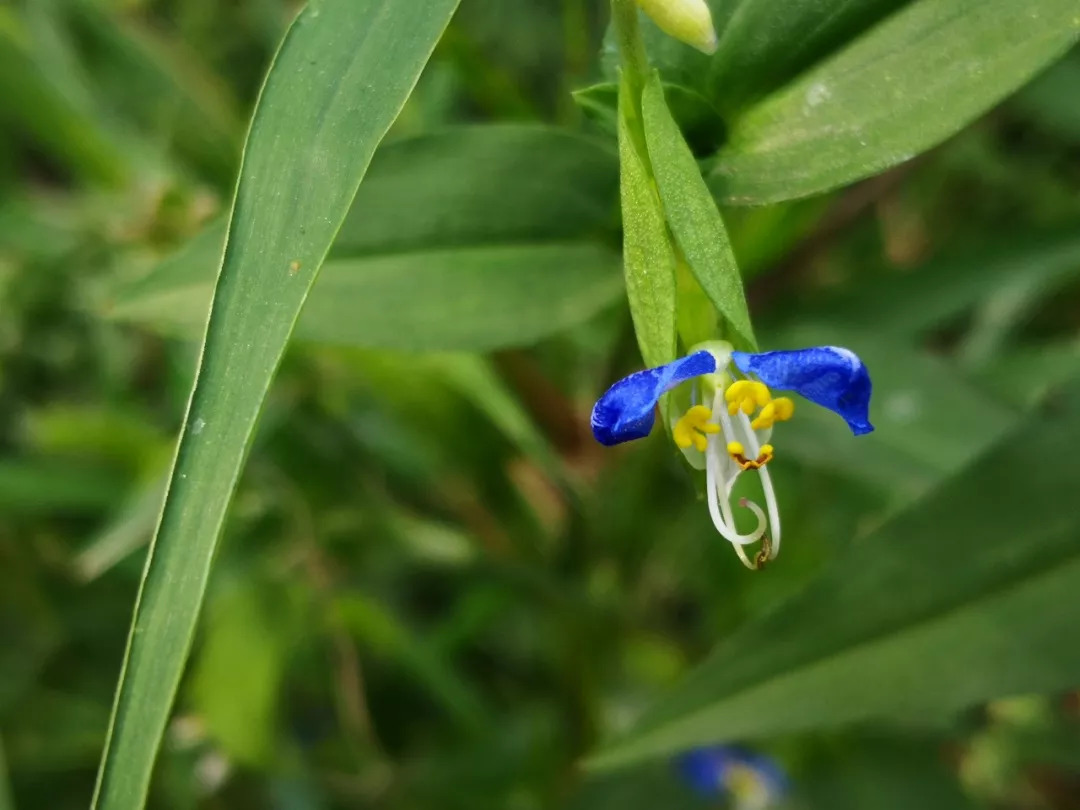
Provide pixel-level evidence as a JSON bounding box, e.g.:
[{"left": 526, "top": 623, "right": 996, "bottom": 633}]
[{"left": 634, "top": 0, "right": 718, "bottom": 54}]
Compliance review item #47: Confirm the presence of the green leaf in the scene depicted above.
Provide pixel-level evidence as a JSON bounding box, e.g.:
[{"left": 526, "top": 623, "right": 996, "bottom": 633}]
[
  {"left": 711, "top": 0, "right": 1080, "bottom": 204},
  {"left": 65, "top": 0, "right": 243, "bottom": 183},
  {"left": 73, "top": 476, "right": 167, "bottom": 582},
  {"left": 306, "top": 245, "right": 619, "bottom": 351},
  {"left": 590, "top": 374, "right": 1080, "bottom": 769},
  {"left": 115, "top": 243, "right": 620, "bottom": 352},
  {"left": 574, "top": 80, "right": 725, "bottom": 156},
  {"left": 106, "top": 126, "right": 622, "bottom": 351},
  {"left": 0, "top": 459, "right": 129, "bottom": 515},
  {"left": 975, "top": 342, "right": 1080, "bottom": 409},
  {"left": 706, "top": 0, "right": 909, "bottom": 114},
  {"left": 617, "top": 76, "right": 677, "bottom": 369},
  {"left": 90, "top": 1, "right": 460, "bottom": 808},
  {"left": 642, "top": 74, "right": 755, "bottom": 348},
  {"left": 332, "top": 125, "right": 618, "bottom": 252},
  {"left": 787, "top": 229, "right": 1080, "bottom": 339},
  {"left": 0, "top": 7, "right": 127, "bottom": 185}
]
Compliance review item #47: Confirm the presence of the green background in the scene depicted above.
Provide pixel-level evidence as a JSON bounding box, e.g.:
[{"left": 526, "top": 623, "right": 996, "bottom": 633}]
[{"left": 2, "top": 0, "right": 1080, "bottom": 808}]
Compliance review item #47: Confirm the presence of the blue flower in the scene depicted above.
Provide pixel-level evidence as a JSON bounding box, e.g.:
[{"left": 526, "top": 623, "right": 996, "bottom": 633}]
[
  {"left": 590, "top": 350, "right": 717, "bottom": 446},
  {"left": 732, "top": 347, "right": 873, "bottom": 435},
  {"left": 589, "top": 342, "right": 873, "bottom": 567},
  {"left": 676, "top": 745, "right": 787, "bottom": 809}
]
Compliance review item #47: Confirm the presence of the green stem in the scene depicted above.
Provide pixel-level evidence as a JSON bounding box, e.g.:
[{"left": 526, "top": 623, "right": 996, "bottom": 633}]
[{"left": 610, "top": 0, "right": 649, "bottom": 98}]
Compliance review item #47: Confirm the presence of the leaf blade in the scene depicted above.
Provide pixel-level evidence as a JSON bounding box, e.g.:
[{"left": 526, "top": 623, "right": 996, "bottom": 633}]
[
  {"left": 707, "top": 0, "right": 910, "bottom": 114},
  {"left": 617, "top": 77, "right": 677, "bottom": 368},
  {"left": 106, "top": 126, "right": 622, "bottom": 352},
  {"left": 642, "top": 74, "right": 755, "bottom": 348},
  {"left": 711, "top": 0, "right": 1080, "bottom": 204},
  {"left": 90, "top": 2, "right": 460, "bottom": 807},
  {"left": 110, "top": 244, "right": 621, "bottom": 352}
]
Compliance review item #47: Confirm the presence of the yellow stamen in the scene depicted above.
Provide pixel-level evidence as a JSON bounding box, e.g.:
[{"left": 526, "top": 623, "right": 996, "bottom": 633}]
[
  {"left": 750, "top": 401, "right": 775, "bottom": 430},
  {"left": 725, "top": 380, "right": 770, "bottom": 406},
  {"left": 772, "top": 397, "right": 795, "bottom": 420},
  {"left": 725, "top": 379, "right": 773, "bottom": 419},
  {"left": 749, "top": 396, "right": 795, "bottom": 430},
  {"left": 674, "top": 405, "right": 719, "bottom": 452}
]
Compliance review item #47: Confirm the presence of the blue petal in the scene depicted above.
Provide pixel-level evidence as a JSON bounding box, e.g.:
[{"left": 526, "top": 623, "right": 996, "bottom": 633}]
[
  {"left": 675, "top": 746, "right": 788, "bottom": 798},
  {"left": 590, "top": 351, "right": 716, "bottom": 446},
  {"left": 676, "top": 746, "right": 737, "bottom": 795},
  {"left": 732, "top": 346, "right": 874, "bottom": 435}
]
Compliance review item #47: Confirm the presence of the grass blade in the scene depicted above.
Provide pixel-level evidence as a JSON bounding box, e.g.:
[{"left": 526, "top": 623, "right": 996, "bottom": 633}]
[{"left": 90, "top": 1, "right": 460, "bottom": 807}]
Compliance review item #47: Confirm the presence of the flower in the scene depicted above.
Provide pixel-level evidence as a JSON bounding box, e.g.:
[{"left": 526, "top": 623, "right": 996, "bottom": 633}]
[
  {"left": 634, "top": 0, "right": 718, "bottom": 55},
  {"left": 676, "top": 745, "right": 787, "bottom": 810},
  {"left": 590, "top": 341, "right": 873, "bottom": 567}
]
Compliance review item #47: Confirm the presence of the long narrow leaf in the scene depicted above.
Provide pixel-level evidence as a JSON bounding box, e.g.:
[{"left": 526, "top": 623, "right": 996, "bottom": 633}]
[
  {"left": 642, "top": 74, "right": 755, "bottom": 348},
  {"left": 711, "top": 0, "right": 1080, "bottom": 204},
  {"left": 90, "top": 1, "right": 460, "bottom": 807},
  {"left": 617, "top": 76, "right": 677, "bottom": 369},
  {"left": 106, "top": 126, "right": 622, "bottom": 351}
]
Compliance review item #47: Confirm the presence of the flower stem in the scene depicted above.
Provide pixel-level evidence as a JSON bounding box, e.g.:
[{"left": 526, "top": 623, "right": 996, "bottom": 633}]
[{"left": 610, "top": 0, "right": 650, "bottom": 99}]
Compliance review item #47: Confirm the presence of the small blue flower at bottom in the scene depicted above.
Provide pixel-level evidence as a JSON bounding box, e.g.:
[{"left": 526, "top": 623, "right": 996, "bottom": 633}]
[
  {"left": 676, "top": 745, "right": 787, "bottom": 810},
  {"left": 590, "top": 342, "right": 873, "bottom": 567}
]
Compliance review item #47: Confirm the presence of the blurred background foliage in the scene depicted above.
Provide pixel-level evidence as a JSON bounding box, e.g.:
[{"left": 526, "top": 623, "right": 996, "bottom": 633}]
[{"left": 2, "top": 0, "right": 1080, "bottom": 808}]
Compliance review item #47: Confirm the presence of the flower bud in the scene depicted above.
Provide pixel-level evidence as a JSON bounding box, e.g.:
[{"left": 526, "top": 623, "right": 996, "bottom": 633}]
[{"left": 635, "top": 0, "right": 718, "bottom": 54}]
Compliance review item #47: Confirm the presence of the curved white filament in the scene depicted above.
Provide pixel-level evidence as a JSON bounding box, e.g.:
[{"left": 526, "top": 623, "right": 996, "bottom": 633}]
[
  {"left": 736, "top": 411, "right": 782, "bottom": 558},
  {"left": 703, "top": 390, "right": 766, "bottom": 570},
  {"left": 705, "top": 439, "right": 765, "bottom": 547}
]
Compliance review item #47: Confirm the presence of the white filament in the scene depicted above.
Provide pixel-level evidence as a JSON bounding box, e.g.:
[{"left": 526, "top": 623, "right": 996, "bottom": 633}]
[
  {"left": 701, "top": 391, "right": 761, "bottom": 569},
  {"left": 736, "top": 411, "right": 782, "bottom": 558},
  {"left": 703, "top": 383, "right": 781, "bottom": 566}
]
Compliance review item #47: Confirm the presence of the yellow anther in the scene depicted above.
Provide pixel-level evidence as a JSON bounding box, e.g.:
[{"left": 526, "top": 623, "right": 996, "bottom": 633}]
[
  {"left": 751, "top": 401, "right": 776, "bottom": 430},
  {"left": 772, "top": 397, "right": 794, "bottom": 420},
  {"left": 750, "top": 396, "right": 795, "bottom": 431},
  {"left": 726, "top": 441, "right": 744, "bottom": 456},
  {"left": 725, "top": 380, "right": 771, "bottom": 406},
  {"left": 725, "top": 379, "right": 772, "bottom": 417},
  {"left": 673, "top": 405, "right": 719, "bottom": 452}
]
